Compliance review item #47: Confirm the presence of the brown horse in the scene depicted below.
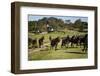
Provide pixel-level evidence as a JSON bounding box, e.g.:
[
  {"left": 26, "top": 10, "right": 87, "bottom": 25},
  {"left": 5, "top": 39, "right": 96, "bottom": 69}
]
[
  {"left": 61, "top": 35, "right": 70, "bottom": 48},
  {"left": 38, "top": 36, "right": 44, "bottom": 48},
  {"left": 28, "top": 37, "right": 37, "bottom": 48},
  {"left": 49, "top": 36, "right": 60, "bottom": 50}
]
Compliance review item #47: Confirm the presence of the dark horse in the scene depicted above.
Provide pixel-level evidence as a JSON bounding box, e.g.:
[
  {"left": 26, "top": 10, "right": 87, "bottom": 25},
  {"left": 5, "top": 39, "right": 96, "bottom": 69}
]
[
  {"left": 78, "top": 34, "right": 88, "bottom": 52},
  {"left": 32, "top": 38, "right": 37, "bottom": 48},
  {"left": 49, "top": 36, "right": 60, "bottom": 50},
  {"left": 69, "top": 35, "right": 81, "bottom": 47},
  {"left": 70, "top": 35, "right": 77, "bottom": 47},
  {"left": 38, "top": 36, "right": 44, "bottom": 48},
  {"left": 61, "top": 35, "right": 70, "bottom": 48},
  {"left": 28, "top": 37, "right": 37, "bottom": 48},
  {"left": 81, "top": 34, "right": 88, "bottom": 52},
  {"left": 28, "top": 37, "right": 32, "bottom": 46}
]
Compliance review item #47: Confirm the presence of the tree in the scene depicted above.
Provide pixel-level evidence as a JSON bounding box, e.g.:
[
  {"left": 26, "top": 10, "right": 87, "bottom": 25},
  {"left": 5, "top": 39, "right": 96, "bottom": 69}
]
[
  {"left": 28, "top": 17, "right": 88, "bottom": 33},
  {"left": 28, "top": 21, "right": 37, "bottom": 32},
  {"left": 73, "top": 19, "right": 88, "bottom": 32},
  {"left": 73, "top": 19, "right": 83, "bottom": 31},
  {"left": 65, "top": 20, "right": 71, "bottom": 24}
]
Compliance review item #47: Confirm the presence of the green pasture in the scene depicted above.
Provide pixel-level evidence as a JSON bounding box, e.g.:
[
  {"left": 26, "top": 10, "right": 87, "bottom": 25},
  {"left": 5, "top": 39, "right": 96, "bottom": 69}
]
[{"left": 28, "top": 30, "right": 88, "bottom": 61}]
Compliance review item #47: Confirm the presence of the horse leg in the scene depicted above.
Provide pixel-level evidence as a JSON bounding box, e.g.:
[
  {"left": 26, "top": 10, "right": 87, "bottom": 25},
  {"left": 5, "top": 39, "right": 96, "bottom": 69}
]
[
  {"left": 71, "top": 42, "right": 73, "bottom": 47},
  {"left": 61, "top": 43, "right": 63, "bottom": 48},
  {"left": 67, "top": 43, "right": 68, "bottom": 48},
  {"left": 82, "top": 44, "right": 85, "bottom": 52},
  {"left": 76, "top": 42, "right": 78, "bottom": 47},
  {"left": 80, "top": 42, "right": 82, "bottom": 48},
  {"left": 66, "top": 43, "right": 68, "bottom": 48},
  {"left": 66, "top": 43, "right": 67, "bottom": 48},
  {"left": 38, "top": 41, "right": 40, "bottom": 48},
  {"left": 55, "top": 44, "right": 57, "bottom": 51},
  {"left": 85, "top": 45, "right": 88, "bottom": 52}
]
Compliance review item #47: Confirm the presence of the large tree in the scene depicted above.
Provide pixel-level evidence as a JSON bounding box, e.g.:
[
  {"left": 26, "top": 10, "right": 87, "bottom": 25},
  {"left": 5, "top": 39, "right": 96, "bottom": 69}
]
[{"left": 73, "top": 19, "right": 87, "bottom": 31}]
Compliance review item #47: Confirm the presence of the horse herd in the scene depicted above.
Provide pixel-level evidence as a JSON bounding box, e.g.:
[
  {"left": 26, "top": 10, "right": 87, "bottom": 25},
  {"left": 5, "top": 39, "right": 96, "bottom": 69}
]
[{"left": 28, "top": 34, "right": 88, "bottom": 52}]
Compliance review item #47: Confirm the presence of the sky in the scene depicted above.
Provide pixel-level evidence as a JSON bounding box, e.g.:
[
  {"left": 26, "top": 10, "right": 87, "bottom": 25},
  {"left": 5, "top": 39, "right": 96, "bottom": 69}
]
[{"left": 28, "top": 15, "right": 88, "bottom": 23}]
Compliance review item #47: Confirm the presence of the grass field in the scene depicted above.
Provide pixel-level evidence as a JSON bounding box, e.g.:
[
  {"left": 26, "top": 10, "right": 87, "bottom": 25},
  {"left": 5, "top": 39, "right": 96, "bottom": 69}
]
[{"left": 28, "top": 29, "right": 88, "bottom": 61}]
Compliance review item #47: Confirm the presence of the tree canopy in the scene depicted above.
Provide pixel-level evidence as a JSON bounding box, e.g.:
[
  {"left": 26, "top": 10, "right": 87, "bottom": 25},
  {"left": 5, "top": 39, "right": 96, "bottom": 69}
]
[{"left": 28, "top": 17, "right": 88, "bottom": 33}]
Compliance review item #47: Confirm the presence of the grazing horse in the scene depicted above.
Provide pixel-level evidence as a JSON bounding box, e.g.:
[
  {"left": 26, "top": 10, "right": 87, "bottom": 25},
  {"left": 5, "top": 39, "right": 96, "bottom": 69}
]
[
  {"left": 78, "top": 35, "right": 85, "bottom": 47},
  {"left": 38, "top": 36, "right": 44, "bottom": 48},
  {"left": 74, "top": 35, "right": 80, "bottom": 46},
  {"left": 32, "top": 38, "right": 37, "bottom": 48},
  {"left": 61, "top": 35, "right": 70, "bottom": 48},
  {"left": 70, "top": 35, "right": 76, "bottom": 47},
  {"left": 28, "top": 37, "right": 37, "bottom": 48},
  {"left": 69, "top": 35, "right": 80, "bottom": 47},
  {"left": 82, "top": 34, "right": 88, "bottom": 52},
  {"left": 49, "top": 36, "right": 60, "bottom": 50},
  {"left": 28, "top": 37, "right": 32, "bottom": 46}
]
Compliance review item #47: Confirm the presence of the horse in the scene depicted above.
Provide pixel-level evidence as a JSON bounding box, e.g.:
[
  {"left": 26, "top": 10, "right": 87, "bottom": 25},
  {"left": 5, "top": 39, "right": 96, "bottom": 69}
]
[
  {"left": 81, "top": 34, "right": 88, "bottom": 52},
  {"left": 61, "top": 35, "right": 70, "bottom": 48},
  {"left": 28, "top": 37, "right": 32, "bottom": 46},
  {"left": 69, "top": 35, "right": 81, "bottom": 48},
  {"left": 32, "top": 38, "right": 37, "bottom": 48},
  {"left": 49, "top": 36, "right": 60, "bottom": 50},
  {"left": 28, "top": 37, "right": 37, "bottom": 48},
  {"left": 38, "top": 36, "right": 44, "bottom": 48},
  {"left": 70, "top": 35, "right": 76, "bottom": 47}
]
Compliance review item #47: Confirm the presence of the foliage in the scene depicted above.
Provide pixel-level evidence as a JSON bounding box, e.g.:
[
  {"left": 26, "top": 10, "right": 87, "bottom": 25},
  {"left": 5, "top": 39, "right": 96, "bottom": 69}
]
[
  {"left": 28, "top": 17, "right": 88, "bottom": 33},
  {"left": 73, "top": 19, "right": 87, "bottom": 31}
]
